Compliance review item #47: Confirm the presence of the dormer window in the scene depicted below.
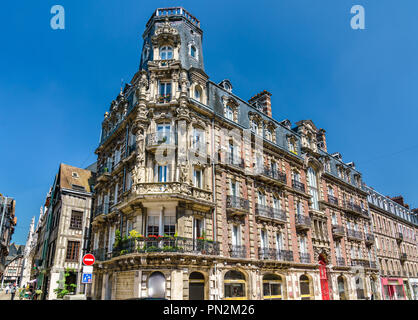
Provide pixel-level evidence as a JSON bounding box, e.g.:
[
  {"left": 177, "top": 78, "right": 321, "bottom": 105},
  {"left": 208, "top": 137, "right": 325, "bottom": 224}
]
[
  {"left": 194, "top": 86, "right": 202, "bottom": 102},
  {"left": 288, "top": 137, "right": 297, "bottom": 155},
  {"left": 160, "top": 46, "right": 173, "bottom": 60},
  {"left": 251, "top": 119, "right": 259, "bottom": 135},
  {"left": 226, "top": 105, "right": 234, "bottom": 120},
  {"left": 265, "top": 129, "right": 272, "bottom": 141}
]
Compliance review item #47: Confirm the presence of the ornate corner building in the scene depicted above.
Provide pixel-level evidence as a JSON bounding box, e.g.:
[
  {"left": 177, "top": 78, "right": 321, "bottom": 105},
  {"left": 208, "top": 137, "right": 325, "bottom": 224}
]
[{"left": 89, "top": 7, "right": 416, "bottom": 300}]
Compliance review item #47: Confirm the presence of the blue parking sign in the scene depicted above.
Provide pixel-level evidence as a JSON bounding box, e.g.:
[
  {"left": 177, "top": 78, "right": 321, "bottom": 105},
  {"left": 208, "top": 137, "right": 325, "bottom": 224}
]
[{"left": 82, "top": 273, "right": 92, "bottom": 284}]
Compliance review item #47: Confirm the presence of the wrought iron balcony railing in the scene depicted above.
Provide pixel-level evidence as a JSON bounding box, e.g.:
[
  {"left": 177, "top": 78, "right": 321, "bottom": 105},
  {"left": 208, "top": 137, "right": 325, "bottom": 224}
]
[
  {"left": 93, "top": 237, "right": 220, "bottom": 262},
  {"left": 255, "top": 204, "right": 287, "bottom": 223},
  {"left": 336, "top": 257, "right": 346, "bottom": 266},
  {"left": 343, "top": 201, "right": 368, "bottom": 216},
  {"left": 328, "top": 195, "right": 339, "bottom": 206},
  {"left": 332, "top": 225, "right": 345, "bottom": 237},
  {"left": 365, "top": 233, "right": 375, "bottom": 244},
  {"left": 255, "top": 167, "right": 287, "bottom": 184},
  {"left": 94, "top": 203, "right": 109, "bottom": 217},
  {"left": 295, "top": 214, "right": 311, "bottom": 229},
  {"left": 346, "top": 229, "right": 363, "bottom": 241},
  {"left": 229, "top": 244, "right": 247, "bottom": 259},
  {"left": 292, "top": 180, "right": 306, "bottom": 193},
  {"left": 226, "top": 195, "right": 250, "bottom": 212},
  {"left": 258, "top": 247, "right": 293, "bottom": 262},
  {"left": 225, "top": 152, "right": 245, "bottom": 169},
  {"left": 146, "top": 131, "right": 176, "bottom": 147},
  {"left": 300, "top": 252, "right": 311, "bottom": 264},
  {"left": 156, "top": 94, "right": 172, "bottom": 103},
  {"left": 351, "top": 259, "right": 376, "bottom": 268}
]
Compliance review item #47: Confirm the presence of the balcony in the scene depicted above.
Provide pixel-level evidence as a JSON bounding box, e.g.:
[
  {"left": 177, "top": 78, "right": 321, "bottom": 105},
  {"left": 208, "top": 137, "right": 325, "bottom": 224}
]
[
  {"left": 292, "top": 180, "right": 306, "bottom": 193},
  {"left": 156, "top": 93, "right": 172, "bottom": 103},
  {"left": 258, "top": 247, "right": 293, "bottom": 262},
  {"left": 255, "top": 204, "right": 287, "bottom": 224},
  {"left": 343, "top": 201, "right": 368, "bottom": 217},
  {"left": 336, "top": 257, "right": 346, "bottom": 267},
  {"left": 300, "top": 252, "right": 311, "bottom": 264},
  {"left": 224, "top": 152, "right": 245, "bottom": 170},
  {"left": 327, "top": 195, "right": 339, "bottom": 206},
  {"left": 229, "top": 244, "right": 247, "bottom": 259},
  {"left": 93, "top": 237, "right": 220, "bottom": 262},
  {"left": 97, "top": 165, "right": 113, "bottom": 182},
  {"left": 145, "top": 132, "right": 176, "bottom": 152},
  {"left": 254, "top": 167, "right": 287, "bottom": 186},
  {"left": 346, "top": 229, "right": 363, "bottom": 241},
  {"left": 365, "top": 233, "right": 375, "bottom": 245},
  {"left": 295, "top": 214, "right": 311, "bottom": 231},
  {"left": 226, "top": 195, "right": 249, "bottom": 215},
  {"left": 400, "top": 253, "right": 407, "bottom": 262},
  {"left": 351, "top": 259, "right": 376, "bottom": 268},
  {"left": 396, "top": 232, "right": 403, "bottom": 243},
  {"left": 332, "top": 225, "right": 345, "bottom": 238},
  {"left": 94, "top": 203, "right": 109, "bottom": 217}
]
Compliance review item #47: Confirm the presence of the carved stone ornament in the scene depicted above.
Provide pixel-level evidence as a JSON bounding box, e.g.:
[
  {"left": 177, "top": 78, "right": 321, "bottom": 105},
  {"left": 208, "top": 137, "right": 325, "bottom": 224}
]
[{"left": 151, "top": 18, "right": 181, "bottom": 47}]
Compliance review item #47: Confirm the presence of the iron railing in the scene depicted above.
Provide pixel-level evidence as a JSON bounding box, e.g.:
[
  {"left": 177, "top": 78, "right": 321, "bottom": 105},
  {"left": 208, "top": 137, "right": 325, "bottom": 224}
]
[
  {"left": 229, "top": 244, "right": 247, "bottom": 258},
  {"left": 346, "top": 229, "right": 363, "bottom": 240},
  {"left": 336, "top": 257, "right": 346, "bottom": 266},
  {"left": 300, "top": 252, "right": 311, "bottom": 264},
  {"left": 226, "top": 195, "right": 250, "bottom": 212},
  {"left": 295, "top": 214, "right": 311, "bottom": 228},
  {"left": 328, "top": 195, "right": 339, "bottom": 206},
  {"left": 256, "top": 167, "right": 287, "bottom": 184},
  {"left": 225, "top": 152, "right": 245, "bottom": 169},
  {"left": 292, "top": 180, "right": 306, "bottom": 192},
  {"left": 94, "top": 203, "right": 109, "bottom": 217},
  {"left": 93, "top": 237, "right": 220, "bottom": 262},
  {"left": 332, "top": 225, "right": 345, "bottom": 237},
  {"left": 258, "top": 247, "right": 293, "bottom": 262},
  {"left": 365, "top": 233, "right": 375, "bottom": 243},
  {"left": 343, "top": 201, "right": 368, "bottom": 216},
  {"left": 255, "top": 204, "right": 287, "bottom": 222},
  {"left": 146, "top": 131, "right": 176, "bottom": 147}
]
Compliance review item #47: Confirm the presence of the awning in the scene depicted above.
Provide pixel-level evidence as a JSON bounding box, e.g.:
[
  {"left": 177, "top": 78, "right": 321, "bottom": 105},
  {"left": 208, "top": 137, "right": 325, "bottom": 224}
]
[{"left": 27, "top": 279, "right": 37, "bottom": 283}]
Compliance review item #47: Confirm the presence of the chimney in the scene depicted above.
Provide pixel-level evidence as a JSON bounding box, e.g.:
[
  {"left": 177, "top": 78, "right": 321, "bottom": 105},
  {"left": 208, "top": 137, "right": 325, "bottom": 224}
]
[
  {"left": 248, "top": 90, "right": 272, "bottom": 117},
  {"left": 390, "top": 196, "right": 408, "bottom": 208}
]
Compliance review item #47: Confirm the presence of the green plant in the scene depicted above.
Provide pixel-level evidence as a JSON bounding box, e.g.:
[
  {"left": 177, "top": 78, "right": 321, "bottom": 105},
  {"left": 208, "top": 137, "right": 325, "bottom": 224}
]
[{"left": 54, "top": 268, "right": 77, "bottom": 299}]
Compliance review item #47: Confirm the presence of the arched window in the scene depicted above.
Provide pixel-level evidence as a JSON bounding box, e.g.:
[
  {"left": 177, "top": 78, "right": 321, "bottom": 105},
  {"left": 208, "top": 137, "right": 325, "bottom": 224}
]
[
  {"left": 160, "top": 46, "right": 173, "bottom": 60},
  {"left": 148, "top": 272, "right": 166, "bottom": 298},
  {"left": 337, "top": 276, "right": 347, "bottom": 300},
  {"left": 299, "top": 275, "right": 312, "bottom": 300},
  {"left": 189, "top": 272, "right": 205, "bottom": 300},
  {"left": 224, "top": 270, "right": 246, "bottom": 299},
  {"left": 190, "top": 45, "right": 197, "bottom": 58},
  {"left": 263, "top": 274, "right": 283, "bottom": 300},
  {"left": 307, "top": 167, "right": 319, "bottom": 210},
  {"left": 194, "top": 86, "right": 202, "bottom": 101}
]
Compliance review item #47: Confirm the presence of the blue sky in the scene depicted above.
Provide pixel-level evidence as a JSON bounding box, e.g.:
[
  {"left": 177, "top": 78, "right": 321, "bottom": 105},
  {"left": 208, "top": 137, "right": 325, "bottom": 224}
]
[{"left": 1, "top": 0, "right": 417, "bottom": 245}]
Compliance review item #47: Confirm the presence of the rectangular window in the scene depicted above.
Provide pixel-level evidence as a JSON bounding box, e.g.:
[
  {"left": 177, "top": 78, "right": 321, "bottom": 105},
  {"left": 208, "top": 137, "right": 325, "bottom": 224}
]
[
  {"left": 159, "top": 82, "right": 172, "bottom": 101},
  {"left": 194, "top": 218, "right": 203, "bottom": 239},
  {"left": 147, "top": 216, "right": 159, "bottom": 236},
  {"left": 194, "top": 168, "right": 202, "bottom": 188},
  {"left": 70, "top": 211, "right": 83, "bottom": 230},
  {"left": 114, "top": 183, "right": 119, "bottom": 205},
  {"left": 157, "top": 124, "right": 171, "bottom": 143},
  {"left": 260, "top": 229, "right": 268, "bottom": 249},
  {"left": 276, "top": 232, "right": 283, "bottom": 250},
  {"left": 232, "top": 225, "right": 240, "bottom": 246},
  {"left": 66, "top": 241, "right": 80, "bottom": 262},
  {"left": 164, "top": 216, "right": 175, "bottom": 237},
  {"left": 193, "top": 128, "right": 205, "bottom": 150},
  {"left": 126, "top": 171, "right": 132, "bottom": 190},
  {"left": 157, "top": 165, "right": 169, "bottom": 182}
]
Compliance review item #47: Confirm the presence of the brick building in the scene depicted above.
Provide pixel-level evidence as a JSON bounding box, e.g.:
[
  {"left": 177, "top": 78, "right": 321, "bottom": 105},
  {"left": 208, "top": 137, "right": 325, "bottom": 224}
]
[
  {"left": 90, "top": 7, "right": 383, "bottom": 300},
  {"left": 365, "top": 188, "right": 418, "bottom": 299}
]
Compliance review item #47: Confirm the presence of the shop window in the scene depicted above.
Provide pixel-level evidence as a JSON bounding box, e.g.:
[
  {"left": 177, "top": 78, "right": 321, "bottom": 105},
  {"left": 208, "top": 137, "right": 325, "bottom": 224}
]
[
  {"left": 263, "top": 274, "right": 283, "bottom": 300},
  {"left": 300, "top": 275, "right": 312, "bottom": 300},
  {"left": 224, "top": 270, "right": 246, "bottom": 300}
]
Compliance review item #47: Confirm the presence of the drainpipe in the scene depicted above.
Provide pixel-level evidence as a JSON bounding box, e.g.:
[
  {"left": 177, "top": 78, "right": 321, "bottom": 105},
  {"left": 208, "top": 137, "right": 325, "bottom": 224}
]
[{"left": 211, "top": 118, "right": 217, "bottom": 243}]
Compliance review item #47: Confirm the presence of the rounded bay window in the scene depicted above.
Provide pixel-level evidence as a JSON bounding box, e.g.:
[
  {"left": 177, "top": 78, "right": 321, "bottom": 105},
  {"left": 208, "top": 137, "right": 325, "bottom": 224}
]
[{"left": 160, "top": 46, "right": 173, "bottom": 60}]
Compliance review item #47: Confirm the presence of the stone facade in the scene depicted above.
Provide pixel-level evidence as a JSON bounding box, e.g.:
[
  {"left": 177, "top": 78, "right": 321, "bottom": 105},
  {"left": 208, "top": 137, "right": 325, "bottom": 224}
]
[
  {"left": 365, "top": 189, "right": 418, "bottom": 300},
  {"left": 89, "top": 7, "right": 415, "bottom": 300},
  {"left": 0, "top": 196, "right": 17, "bottom": 280}
]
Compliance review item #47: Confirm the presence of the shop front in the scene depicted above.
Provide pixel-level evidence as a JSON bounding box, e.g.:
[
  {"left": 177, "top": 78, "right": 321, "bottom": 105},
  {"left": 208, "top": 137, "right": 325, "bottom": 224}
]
[{"left": 381, "top": 277, "right": 406, "bottom": 300}]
